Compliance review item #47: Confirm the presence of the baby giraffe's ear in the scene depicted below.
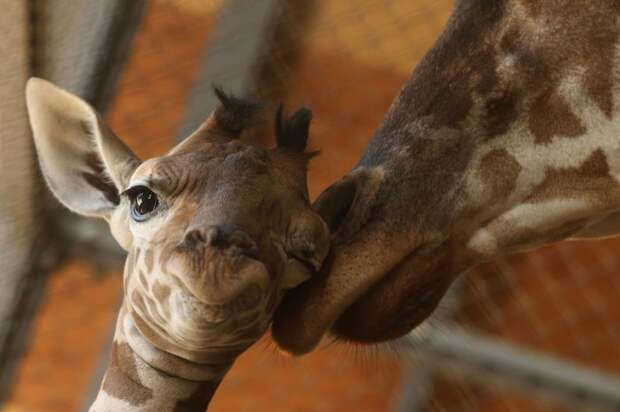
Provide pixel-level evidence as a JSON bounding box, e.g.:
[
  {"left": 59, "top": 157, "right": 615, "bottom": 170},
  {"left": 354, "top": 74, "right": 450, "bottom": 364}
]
[
  {"left": 26, "top": 78, "right": 140, "bottom": 220},
  {"left": 275, "top": 105, "right": 313, "bottom": 152}
]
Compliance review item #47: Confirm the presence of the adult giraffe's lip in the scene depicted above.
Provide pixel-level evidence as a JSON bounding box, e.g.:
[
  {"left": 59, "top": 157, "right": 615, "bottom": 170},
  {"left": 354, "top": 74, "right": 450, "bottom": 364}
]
[{"left": 270, "top": 235, "right": 409, "bottom": 354}]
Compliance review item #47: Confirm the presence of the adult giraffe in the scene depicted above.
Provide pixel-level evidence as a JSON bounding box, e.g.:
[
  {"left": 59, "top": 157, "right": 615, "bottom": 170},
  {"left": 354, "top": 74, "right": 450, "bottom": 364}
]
[
  {"left": 273, "top": 0, "right": 620, "bottom": 354},
  {"left": 26, "top": 79, "right": 329, "bottom": 411}
]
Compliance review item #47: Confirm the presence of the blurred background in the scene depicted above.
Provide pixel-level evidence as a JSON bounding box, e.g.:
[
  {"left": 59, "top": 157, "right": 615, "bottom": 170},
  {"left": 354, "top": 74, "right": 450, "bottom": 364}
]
[{"left": 1, "top": 1, "right": 619, "bottom": 411}]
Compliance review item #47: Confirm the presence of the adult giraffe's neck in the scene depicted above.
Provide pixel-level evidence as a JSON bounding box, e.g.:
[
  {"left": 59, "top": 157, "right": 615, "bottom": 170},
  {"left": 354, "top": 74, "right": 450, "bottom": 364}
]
[{"left": 89, "top": 305, "right": 229, "bottom": 412}]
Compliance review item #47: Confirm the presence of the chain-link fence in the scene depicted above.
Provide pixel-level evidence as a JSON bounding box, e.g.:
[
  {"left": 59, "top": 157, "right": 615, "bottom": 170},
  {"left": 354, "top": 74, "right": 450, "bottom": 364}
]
[{"left": 2, "top": 1, "right": 619, "bottom": 411}]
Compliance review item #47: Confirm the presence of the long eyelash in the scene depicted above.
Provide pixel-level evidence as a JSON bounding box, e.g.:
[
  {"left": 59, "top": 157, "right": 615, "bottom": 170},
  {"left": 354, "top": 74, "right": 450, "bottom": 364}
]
[{"left": 121, "top": 185, "right": 149, "bottom": 199}]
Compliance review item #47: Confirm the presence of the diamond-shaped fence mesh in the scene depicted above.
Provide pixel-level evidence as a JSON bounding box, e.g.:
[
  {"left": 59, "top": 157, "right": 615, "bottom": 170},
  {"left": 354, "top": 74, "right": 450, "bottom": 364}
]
[{"left": 1, "top": 1, "right": 619, "bottom": 411}]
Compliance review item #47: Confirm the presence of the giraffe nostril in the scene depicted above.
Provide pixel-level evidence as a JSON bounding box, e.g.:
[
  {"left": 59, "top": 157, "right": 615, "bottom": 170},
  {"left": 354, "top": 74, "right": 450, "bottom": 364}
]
[
  {"left": 205, "top": 226, "right": 222, "bottom": 246},
  {"left": 229, "top": 230, "right": 260, "bottom": 258},
  {"left": 181, "top": 229, "right": 204, "bottom": 248},
  {"left": 182, "top": 224, "right": 259, "bottom": 257}
]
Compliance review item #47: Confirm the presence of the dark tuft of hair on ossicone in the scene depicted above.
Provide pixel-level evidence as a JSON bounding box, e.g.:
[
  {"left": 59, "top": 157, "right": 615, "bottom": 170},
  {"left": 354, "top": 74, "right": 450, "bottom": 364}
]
[
  {"left": 275, "top": 104, "right": 313, "bottom": 154},
  {"left": 212, "top": 85, "right": 264, "bottom": 137}
]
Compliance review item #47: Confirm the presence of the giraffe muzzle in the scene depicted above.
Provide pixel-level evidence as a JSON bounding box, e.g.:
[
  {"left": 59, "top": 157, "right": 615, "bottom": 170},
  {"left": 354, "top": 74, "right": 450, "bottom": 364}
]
[{"left": 128, "top": 243, "right": 275, "bottom": 363}]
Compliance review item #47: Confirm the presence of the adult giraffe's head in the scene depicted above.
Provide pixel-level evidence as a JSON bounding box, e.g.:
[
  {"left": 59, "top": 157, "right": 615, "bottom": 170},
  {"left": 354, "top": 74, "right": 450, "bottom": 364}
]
[
  {"left": 272, "top": 0, "right": 620, "bottom": 354},
  {"left": 26, "top": 78, "right": 329, "bottom": 410}
]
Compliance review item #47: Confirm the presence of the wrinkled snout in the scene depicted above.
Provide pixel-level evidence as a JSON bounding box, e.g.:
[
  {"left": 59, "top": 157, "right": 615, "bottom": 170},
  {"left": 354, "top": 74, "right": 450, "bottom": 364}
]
[
  {"left": 170, "top": 223, "right": 272, "bottom": 307},
  {"left": 126, "top": 223, "right": 278, "bottom": 363}
]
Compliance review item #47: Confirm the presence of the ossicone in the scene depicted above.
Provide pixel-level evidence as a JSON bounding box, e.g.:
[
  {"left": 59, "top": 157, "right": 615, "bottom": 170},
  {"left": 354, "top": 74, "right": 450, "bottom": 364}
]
[
  {"left": 213, "top": 85, "right": 264, "bottom": 137},
  {"left": 275, "top": 104, "right": 313, "bottom": 153}
]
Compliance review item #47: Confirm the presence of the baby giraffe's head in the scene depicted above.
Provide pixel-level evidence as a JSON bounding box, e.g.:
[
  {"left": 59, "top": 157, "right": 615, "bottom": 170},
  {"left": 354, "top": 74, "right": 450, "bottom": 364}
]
[{"left": 26, "top": 78, "right": 329, "bottom": 366}]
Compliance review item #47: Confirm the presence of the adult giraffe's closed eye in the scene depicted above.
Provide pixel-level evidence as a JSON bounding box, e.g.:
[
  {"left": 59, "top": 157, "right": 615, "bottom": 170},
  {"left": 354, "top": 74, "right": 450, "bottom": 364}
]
[
  {"left": 26, "top": 78, "right": 329, "bottom": 411},
  {"left": 272, "top": 0, "right": 620, "bottom": 355}
]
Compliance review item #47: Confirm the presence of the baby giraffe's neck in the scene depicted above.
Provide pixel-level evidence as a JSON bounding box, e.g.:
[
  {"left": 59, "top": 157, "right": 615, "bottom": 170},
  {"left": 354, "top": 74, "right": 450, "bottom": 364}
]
[{"left": 89, "top": 305, "right": 228, "bottom": 412}]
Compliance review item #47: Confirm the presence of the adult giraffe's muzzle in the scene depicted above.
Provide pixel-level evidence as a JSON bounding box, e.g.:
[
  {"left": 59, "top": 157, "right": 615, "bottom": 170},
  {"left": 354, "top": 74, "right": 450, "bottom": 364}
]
[
  {"left": 330, "top": 245, "right": 464, "bottom": 342},
  {"left": 272, "top": 236, "right": 466, "bottom": 354}
]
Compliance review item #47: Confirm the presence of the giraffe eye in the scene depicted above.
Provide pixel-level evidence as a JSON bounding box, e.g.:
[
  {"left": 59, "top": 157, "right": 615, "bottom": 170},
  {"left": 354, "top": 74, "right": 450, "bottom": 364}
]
[{"left": 124, "top": 186, "right": 159, "bottom": 222}]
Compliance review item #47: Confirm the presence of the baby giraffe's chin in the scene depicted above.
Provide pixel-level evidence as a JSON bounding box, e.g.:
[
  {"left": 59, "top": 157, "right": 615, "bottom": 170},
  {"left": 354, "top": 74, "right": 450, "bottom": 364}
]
[
  {"left": 127, "top": 285, "right": 273, "bottom": 364},
  {"left": 125, "top": 250, "right": 277, "bottom": 364}
]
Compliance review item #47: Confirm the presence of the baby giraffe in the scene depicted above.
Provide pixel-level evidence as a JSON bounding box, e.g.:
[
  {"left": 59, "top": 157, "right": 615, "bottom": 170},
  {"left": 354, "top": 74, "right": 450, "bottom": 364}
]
[{"left": 25, "top": 78, "right": 330, "bottom": 411}]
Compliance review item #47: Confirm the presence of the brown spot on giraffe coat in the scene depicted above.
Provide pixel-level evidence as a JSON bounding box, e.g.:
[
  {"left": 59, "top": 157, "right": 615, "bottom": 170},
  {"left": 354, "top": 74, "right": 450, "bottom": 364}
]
[
  {"left": 173, "top": 381, "right": 221, "bottom": 412},
  {"left": 529, "top": 90, "right": 586, "bottom": 144},
  {"left": 152, "top": 280, "right": 171, "bottom": 301},
  {"left": 131, "top": 290, "right": 148, "bottom": 315},
  {"left": 529, "top": 149, "right": 620, "bottom": 205},
  {"left": 517, "top": 0, "right": 617, "bottom": 117},
  {"left": 380, "top": 1, "right": 505, "bottom": 132},
  {"left": 478, "top": 148, "right": 521, "bottom": 199},
  {"left": 144, "top": 248, "right": 155, "bottom": 273},
  {"left": 102, "top": 343, "right": 153, "bottom": 406}
]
